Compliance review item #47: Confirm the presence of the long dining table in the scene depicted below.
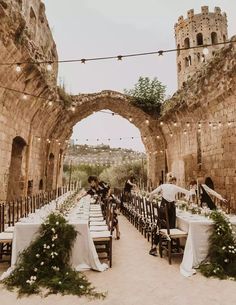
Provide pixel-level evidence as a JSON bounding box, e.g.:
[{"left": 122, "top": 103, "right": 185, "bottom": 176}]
[
  {"left": 176, "top": 209, "right": 236, "bottom": 277},
  {"left": 8, "top": 193, "right": 108, "bottom": 277}
]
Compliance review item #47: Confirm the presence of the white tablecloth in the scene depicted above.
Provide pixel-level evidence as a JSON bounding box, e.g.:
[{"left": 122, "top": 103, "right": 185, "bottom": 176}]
[
  {"left": 10, "top": 195, "right": 107, "bottom": 273},
  {"left": 177, "top": 211, "right": 236, "bottom": 277}
]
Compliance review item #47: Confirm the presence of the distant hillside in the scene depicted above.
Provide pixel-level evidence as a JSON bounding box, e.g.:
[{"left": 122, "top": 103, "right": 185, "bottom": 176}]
[{"left": 64, "top": 144, "right": 146, "bottom": 167}]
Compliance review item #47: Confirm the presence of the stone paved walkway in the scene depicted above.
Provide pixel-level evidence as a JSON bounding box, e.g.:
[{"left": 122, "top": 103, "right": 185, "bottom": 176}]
[{"left": 0, "top": 215, "right": 236, "bottom": 305}]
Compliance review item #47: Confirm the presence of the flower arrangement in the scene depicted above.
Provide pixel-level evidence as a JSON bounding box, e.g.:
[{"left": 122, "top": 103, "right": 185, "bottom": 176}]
[
  {"left": 2, "top": 213, "right": 105, "bottom": 298},
  {"left": 200, "top": 210, "right": 236, "bottom": 280}
]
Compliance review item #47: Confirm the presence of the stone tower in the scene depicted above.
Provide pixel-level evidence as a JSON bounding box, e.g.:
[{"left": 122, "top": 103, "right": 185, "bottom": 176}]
[{"left": 175, "top": 6, "right": 228, "bottom": 89}]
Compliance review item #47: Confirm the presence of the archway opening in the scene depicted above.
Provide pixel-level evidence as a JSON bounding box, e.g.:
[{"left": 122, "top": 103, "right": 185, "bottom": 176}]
[
  {"left": 7, "top": 136, "right": 27, "bottom": 200},
  {"left": 63, "top": 109, "right": 148, "bottom": 191},
  {"left": 47, "top": 153, "right": 55, "bottom": 191}
]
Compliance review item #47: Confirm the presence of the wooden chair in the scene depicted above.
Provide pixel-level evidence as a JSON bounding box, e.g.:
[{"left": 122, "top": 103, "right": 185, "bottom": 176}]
[
  {"left": 158, "top": 203, "right": 187, "bottom": 264},
  {"left": 0, "top": 203, "right": 13, "bottom": 262},
  {"left": 91, "top": 202, "right": 114, "bottom": 267}
]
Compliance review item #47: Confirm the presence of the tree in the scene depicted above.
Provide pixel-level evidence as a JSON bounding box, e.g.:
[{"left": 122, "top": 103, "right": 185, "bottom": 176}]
[{"left": 124, "top": 76, "right": 166, "bottom": 116}]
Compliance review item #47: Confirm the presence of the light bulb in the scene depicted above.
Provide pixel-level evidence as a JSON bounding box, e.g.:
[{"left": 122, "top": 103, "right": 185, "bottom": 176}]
[
  {"left": 48, "top": 101, "right": 53, "bottom": 106},
  {"left": 145, "top": 119, "right": 149, "bottom": 125},
  {"left": 71, "top": 106, "right": 75, "bottom": 112},
  {"left": 184, "top": 130, "right": 187, "bottom": 135},
  {"left": 22, "top": 94, "right": 28, "bottom": 100},
  {"left": 203, "top": 47, "right": 209, "bottom": 55},
  {"left": 15, "top": 64, "right": 21, "bottom": 73},
  {"left": 156, "top": 135, "right": 160, "bottom": 139},
  {"left": 129, "top": 117, "right": 133, "bottom": 122},
  {"left": 46, "top": 63, "right": 53, "bottom": 71},
  {"left": 160, "top": 121, "right": 163, "bottom": 126},
  {"left": 186, "top": 122, "right": 190, "bottom": 128}
]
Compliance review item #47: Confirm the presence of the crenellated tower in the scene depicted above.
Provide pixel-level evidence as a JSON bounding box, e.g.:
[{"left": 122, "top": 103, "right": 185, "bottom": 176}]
[{"left": 174, "top": 6, "right": 228, "bottom": 89}]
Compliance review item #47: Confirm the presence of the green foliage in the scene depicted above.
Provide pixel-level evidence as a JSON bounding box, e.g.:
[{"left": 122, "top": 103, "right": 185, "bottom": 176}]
[
  {"left": 2, "top": 213, "right": 105, "bottom": 298},
  {"left": 124, "top": 76, "right": 166, "bottom": 116},
  {"left": 57, "top": 86, "right": 73, "bottom": 108},
  {"left": 99, "top": 161, "right": 147, "bottom": 189},
  {"left": 200, "top": 211, "right": 236, "bottom": 280}
]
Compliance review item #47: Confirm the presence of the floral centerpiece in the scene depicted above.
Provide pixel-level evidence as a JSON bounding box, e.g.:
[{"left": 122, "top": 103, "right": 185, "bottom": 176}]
[{"left": 1, "top": 212, "right": 105, "bottom": 298}]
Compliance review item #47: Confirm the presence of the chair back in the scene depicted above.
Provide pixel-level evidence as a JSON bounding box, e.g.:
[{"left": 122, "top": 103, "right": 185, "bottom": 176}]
[{"left": 156, "top": 202, "right": 170, "bottom": 234}]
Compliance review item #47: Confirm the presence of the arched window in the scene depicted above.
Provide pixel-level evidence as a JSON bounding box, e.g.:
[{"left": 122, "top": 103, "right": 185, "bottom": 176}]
[
  {"left": 196, "top": 33, "right": 203, "bottom": 45},
  {"left": 184, "top": 38, "right": 190, "bottom": 48},
  {"left": 178, "top": 62, "right": 181, "bottom": 72},
  {"left": 223, "top": 34, "right": 226, "bottom": 42},
  {"left": 39, "top": 179, "right": 43, "bottom": 190},
  {"left": 177, "top": 44, "right": 180, "bottom": 56},
  {"left": 7, "top": 136, "right": 27, "bottom": 200},
  {"left": 188, "top": 55, "right": 192, "bottom": 65},
  {"left": 185, "top": 57, "right": 189, "bottom": 67},
  {"left": 211, "top": 32, "right": 218, "bottom": 44},
  {"left": 197, "top": 53, "right": 201, "bottom": 63}
]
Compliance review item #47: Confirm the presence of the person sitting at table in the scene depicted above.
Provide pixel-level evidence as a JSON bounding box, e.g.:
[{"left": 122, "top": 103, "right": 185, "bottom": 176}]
[
  {"left": 189, "top": 179, "right": 227, "bottom": 210},
  {"left": 87, "top": 176, "right": 120, "bottom": 240},
  {"left": 148, "top": 175, "right": 190, "bottom": 256}
]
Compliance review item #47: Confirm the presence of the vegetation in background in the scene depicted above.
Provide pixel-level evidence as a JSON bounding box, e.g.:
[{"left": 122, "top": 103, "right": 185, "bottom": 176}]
[{"left": 124, "top": 76, "right": 166, "bottom": 116}]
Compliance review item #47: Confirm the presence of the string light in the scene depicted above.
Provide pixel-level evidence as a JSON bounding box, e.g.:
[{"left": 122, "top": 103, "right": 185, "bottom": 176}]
[
  {"left": 46, "top": 62, "right": 53, "bottom": 71},
  {"left": 129, "top": 117, "right": 133, "bottom": 122},
  {"left": 15, "top": 64, "right": 21, "bottom": 73},
  {"left": 218, "top": 121, "right": 222, "bottom": 128},
  {"left": 203, "top": 47, "right": 209, "bottom": 55},
  {"left": 209, "top": 122, "right": 212, "bottom": 127},
  {"left": 71, "top": 105, "right": 76, "bottom": 112},
  {"left": 2, "top": 40, "right": 233, "bottom": 69},
  {"left": 160, "top": 121, "right": 164, "bottom": 126},
  {"left": 170, "top": 133, "right": 173, "bottom": 137},
  {"left": 173, "top": 122, "right": 177, "bottom": 127},
  {"left": 198, "top": 122, "right": 201, "bottom": 128},
  {"left": 184, "top": 130, "right": 187, "bottom": 135},
  {"left": 145, "top": 119, "right": 149, "bottom": 125},
  {"left": 228, "top": 121, "right": 232, "bottom": 126},
  {"left": 22, "top": 94, "right": 28, "bottom": 100},
  {"left": 186, "top": 122, "right": 190, "bottom": 128},
  {"left": 156, "top": 135, "right": 160, "bottom": 139},
  {"left": 48, "top": 101, "right": 53, "bottom": 106}
]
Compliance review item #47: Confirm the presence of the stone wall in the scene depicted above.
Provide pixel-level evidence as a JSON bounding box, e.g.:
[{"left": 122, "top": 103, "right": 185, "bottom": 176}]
[{"left": 159, "top": 38, "right": 236, "bottom": 207}]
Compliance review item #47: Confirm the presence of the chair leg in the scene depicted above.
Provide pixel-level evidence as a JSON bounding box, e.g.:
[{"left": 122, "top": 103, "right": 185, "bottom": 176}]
[
  {"left": 159, "top": 237, "right": 163, "bottom": 258},
  {"left": 109, "top": 238, "right": 112, "bottom": 268},
  {"left": 168, "top": 240, "right": 172, "bottom": 264}
]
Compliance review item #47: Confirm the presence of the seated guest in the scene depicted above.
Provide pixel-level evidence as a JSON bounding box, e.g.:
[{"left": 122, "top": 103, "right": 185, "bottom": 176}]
[
  {"left": 189, "top": 179, "right": 227, "bottom": 210},
  {"left": 87, "top": 176, "right": 120, "bottom": 240},
  {"left": 148, "top": 175, "right": 190, "bottom": 256}
]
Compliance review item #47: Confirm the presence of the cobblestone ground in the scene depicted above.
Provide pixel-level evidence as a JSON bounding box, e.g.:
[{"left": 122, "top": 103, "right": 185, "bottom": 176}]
[{"left": 0, "top": 215, "right": 236, "bottom": 305}]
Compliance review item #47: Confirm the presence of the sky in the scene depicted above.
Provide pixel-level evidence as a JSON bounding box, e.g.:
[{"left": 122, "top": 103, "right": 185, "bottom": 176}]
[{"left": 43, "top": 0, "right": 236, "bottom": 152}]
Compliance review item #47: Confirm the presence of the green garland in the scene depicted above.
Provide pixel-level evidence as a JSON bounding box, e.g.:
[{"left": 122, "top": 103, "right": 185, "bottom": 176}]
[
  {"left": 2, "top": 213, "right": 105, "bottom": 298},
  {"left": 200, "top": 211, "right": 236, "bottom": 280}
]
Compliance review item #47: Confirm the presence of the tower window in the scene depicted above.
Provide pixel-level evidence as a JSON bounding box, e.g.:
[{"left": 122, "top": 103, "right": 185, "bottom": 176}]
[
  {"left": 188, "top": 56, "right": 192, "bottom": 65},
  {"left": 177, "top": 44, "right": 180, "bottom": 56},
  {"left": 185, "top": 57, "right": 190, "bottom": 67},
  {"left": 211, "top": 32, "right": 218, "bottom": 44},
  {"left": 197, "top": 53, "right": 201, "bottom": 62},
  {"left": 184, "top": 37, "right": 190, "bottom": 48},
  {"left": 196, "top": 33, "right": 203, "bottom": 45},
  {"left": 178, "top": 62, "right": 181, "bottom": 72}
]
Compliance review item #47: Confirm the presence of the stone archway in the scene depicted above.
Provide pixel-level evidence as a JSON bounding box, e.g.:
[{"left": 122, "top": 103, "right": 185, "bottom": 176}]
[
  {"left": 7, "top": 136, "right": 27, "bottom": 200},
  {"left": 46, "top": 91, "right": 166, "bottom": 189}
]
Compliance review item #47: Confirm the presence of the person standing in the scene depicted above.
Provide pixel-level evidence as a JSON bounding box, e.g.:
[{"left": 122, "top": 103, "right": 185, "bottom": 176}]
[{"left": 148, "top": 176, "right": 190, "bottom": 256}]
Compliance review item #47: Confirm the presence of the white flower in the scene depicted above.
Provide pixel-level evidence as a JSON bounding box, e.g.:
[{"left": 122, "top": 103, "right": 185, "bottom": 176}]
[
  {"left": 222, "top": 246, "right": 226, "bottom": 250},
  {"left": 36, "top": 254, "right": 40, "bottom": 258},
  {"left": 52, "top": 244, "right": 55, "bottom": 248},
  {"left": 40, "top": 261, "right": 44, "bottom": 266},
  {"left": 224, "top": 259, "right": 229, "bottom": 263},
  {"left": 51, "top": 228, "right": 56, "bottom": 233},
  {"left": 47, "top": 245, "right": 50, "bottom": 249},
  {"left": 56, "top": 222, "right": 59, "bottom": 225},
  {"left": 43, "top": 244, "right": 47, "bottom": 248},
  {"left": 80, "top": 285, "right": 84, "bottom": 288},
  {"left": 34, "top": 268, "right": 38, "bottom": 272},
  {"left": 66, "top": 272, "right": 69, "bottom": 275},
  {"left": 58, "top": 281, "right": 62, "bottom": 285}
]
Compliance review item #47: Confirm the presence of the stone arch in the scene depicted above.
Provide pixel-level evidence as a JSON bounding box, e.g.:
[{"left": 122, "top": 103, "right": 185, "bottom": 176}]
[
  {"left": 196, "top": 33, "right": 203, "bottom": 45},
  {"left": 7, "top": 136, "right": 27, "bottom": 200},
  {"left": 46, "top": 152, "right": 55, "bottom": 190},
  {"left": 211, "top": 32, "right": 218, "bottom": 44},
  {"left": 47, "top": 91, "right": 165, "bottom": 188}
]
